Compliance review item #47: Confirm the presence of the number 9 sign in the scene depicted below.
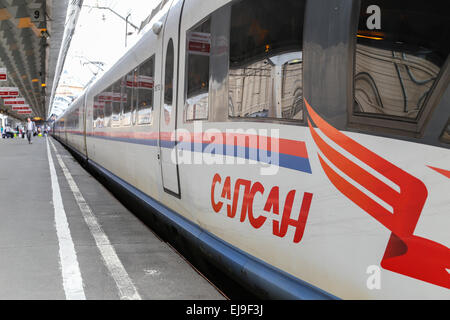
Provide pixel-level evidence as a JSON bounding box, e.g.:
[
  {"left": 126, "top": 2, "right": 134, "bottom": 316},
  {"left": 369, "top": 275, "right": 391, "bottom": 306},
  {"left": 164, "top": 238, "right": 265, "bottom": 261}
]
[{"left": 31, "top": 8, "right": 45, "bottom": 22}]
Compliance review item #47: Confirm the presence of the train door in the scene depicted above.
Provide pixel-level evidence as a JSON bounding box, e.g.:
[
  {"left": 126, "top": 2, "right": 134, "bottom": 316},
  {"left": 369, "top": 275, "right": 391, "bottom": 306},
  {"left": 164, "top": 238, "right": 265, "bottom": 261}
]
[
  {"left": 159, "top": 0, "right": 184, "bottom": 197},
  {"left": 82, "top": 94, "right": 88, "bottom": 157}
]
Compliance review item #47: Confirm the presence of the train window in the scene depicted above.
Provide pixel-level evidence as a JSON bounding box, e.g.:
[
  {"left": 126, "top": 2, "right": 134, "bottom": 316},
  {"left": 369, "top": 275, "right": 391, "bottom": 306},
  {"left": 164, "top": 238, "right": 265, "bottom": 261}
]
[
  {"left": 68, "top": 113, "right": 72, "bottom": 130},
  {"left": 102, "top": 86, "right": 112, "bottom": 127},
  {"left": 74, "top": 107, "right": 79, "bottom": 129},
  {"left": 93, "top": 95, "right": 99, "bottom": 128},
  {"left": 123, "top": 70, "right": 136, "bottom": 126},
  {"left": 185, "top": 19, "right": 210, "bottom": 121},
  {"left": 164, "top": 39, "right": 174, "bottom": 124},
  {"left": 353, "top": 0, "right": 450, "bottom": 133},
  {"left": 441, "top": 119, "right": 450, "bottom": 144},
  {"left": 137, "top": 57, "right": 154, "bottom": 125},
  {"left": 111, "top": 80, "right": 122, "bottom": 127},
  {"left": 95, "top": 91, "right": 105, "bottom": 129},
  {"left": 228, "top": 0, "right": 306, "bottom": 121}
]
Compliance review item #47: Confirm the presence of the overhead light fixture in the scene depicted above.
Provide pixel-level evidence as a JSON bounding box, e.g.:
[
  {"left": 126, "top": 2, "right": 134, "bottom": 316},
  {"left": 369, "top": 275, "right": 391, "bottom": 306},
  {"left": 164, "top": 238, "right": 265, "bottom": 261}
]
[{"left": 40, "top": 29, "right": 50, "bottom": 39}]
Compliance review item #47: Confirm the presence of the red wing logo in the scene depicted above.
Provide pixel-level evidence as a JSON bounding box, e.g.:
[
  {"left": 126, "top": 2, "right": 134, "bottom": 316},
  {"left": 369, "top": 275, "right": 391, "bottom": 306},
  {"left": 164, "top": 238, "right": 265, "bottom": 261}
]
[
  {"left": 428, "top": 166, "right": 450, "bottom": 179},
  {"left": 305, "top": 98, "right": 450, "bottom": 289}
]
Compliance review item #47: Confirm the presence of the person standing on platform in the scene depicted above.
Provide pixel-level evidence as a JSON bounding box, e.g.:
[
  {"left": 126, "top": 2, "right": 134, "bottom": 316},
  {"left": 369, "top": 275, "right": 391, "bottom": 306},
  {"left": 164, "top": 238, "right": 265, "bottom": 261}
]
[
  {"left": 5, "top": 125, "right": 11, "bottom": 138},
  {"left": 25, "top": 118, "right": 36, "bottom": 144}
]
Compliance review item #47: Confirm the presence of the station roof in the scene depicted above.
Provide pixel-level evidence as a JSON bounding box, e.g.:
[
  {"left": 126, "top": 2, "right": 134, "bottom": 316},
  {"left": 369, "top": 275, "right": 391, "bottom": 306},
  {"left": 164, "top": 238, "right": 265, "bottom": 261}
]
[{"left": 0, "top": 0, "right": 70, "bottom": 122}]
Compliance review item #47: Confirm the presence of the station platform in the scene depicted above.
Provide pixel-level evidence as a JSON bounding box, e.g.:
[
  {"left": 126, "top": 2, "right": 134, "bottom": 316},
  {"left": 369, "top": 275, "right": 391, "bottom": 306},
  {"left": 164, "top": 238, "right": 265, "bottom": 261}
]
[{"left": 0, "top": 135, "right": 226, "bottom": 300}]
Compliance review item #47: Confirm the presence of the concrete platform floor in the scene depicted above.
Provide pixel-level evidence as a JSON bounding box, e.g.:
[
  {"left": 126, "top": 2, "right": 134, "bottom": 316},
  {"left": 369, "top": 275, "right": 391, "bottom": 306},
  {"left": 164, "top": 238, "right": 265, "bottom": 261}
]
[{"left": 0, "top": 135, "right": 225, "bottom": 300}]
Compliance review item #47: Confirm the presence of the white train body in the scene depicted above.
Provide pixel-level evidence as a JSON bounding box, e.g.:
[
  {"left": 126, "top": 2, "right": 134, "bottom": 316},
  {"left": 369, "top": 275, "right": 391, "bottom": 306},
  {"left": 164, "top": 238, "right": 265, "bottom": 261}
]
[{"left": 54, "top": 0, "right": 450, "bottom": 299}]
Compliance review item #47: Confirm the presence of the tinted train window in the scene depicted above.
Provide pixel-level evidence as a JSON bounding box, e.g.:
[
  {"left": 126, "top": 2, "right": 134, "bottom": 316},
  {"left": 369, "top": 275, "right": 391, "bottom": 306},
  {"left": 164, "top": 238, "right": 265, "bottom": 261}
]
[
  {"left": 95, "top": 90, "right": 106, "bottom": 128},
  {"left": 111, "top": 80, "right": 122, "bottom": 126},
  {"left": 93, "top": 95, "right": 99, "bottom": 128},
  {"left": 228, "top": 0, "right": 306, "bottom": 120},
  {"left": 102, "top": 86, "right": 112, "bottom": 127},
  {"left": 123, "top": 70, "right": 136, "bottom": 126},
  {"left": 164, "top": 39, "right": 174, "bottom": 125},
  {"left": 74, "top": 107, "right": 80, "bottom": 129},
  {"left": 354, "top": 1, "right": 450, "bottom": 126},
  {"left": 137, "top": 57, "right": 154, "bottom": 125},
  {"left": 441, "top": 119, "right": 450, "bottom": 144},
  {"left": 185, "top": 19, "right": 210, "bottom": 121}
]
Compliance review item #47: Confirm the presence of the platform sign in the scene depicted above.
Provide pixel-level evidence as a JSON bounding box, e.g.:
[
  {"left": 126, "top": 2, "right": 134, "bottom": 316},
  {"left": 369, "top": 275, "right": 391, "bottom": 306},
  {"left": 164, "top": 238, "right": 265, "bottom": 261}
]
[
  {"left": 112, "top": 92, "right": 122, "bottom": 102},
  {"left": 0, "top": 87, "right": 19, "bottom": 96},
  {"left": 126, "top": 75, "right": 137, "bottom": 88},
  {"left": 188, "top": 32, "right": 211, "bottom": 56},
  {"left": 4, "top": 98, "right": 26, "bottom": 105},
  {"left": 29, "top": 3, "right": 45, "bottom": 23},
  {"left": 98, "top": 92, "right": 113, "bottom": 102},
  {"left": 137, "top": 75, "right": 154, "bottom": 89},
  {"left": 18, "top": 110, "right": 32, "bottom": 115},
  {"left": 12, "top": 105, "right": 31, "bottom": 111},
  {"left": 0, "top": 68, "right": 6, "bottom": 81},
  {"left": 93, "top": 101, "right": 105, "bottom": 109}
]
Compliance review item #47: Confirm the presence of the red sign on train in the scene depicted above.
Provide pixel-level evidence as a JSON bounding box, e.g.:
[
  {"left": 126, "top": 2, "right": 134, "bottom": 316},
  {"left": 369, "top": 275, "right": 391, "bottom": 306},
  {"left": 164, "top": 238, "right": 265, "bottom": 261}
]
[{"left": 211, "top": 173, "right": 313, "bottom": 244}]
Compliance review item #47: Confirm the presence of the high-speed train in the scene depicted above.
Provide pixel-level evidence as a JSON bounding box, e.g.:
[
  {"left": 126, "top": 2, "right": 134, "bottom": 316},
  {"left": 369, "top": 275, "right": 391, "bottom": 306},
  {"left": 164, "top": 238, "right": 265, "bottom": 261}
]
[{"left": 53, "top": 0, "right": 450, "bottom": 299}]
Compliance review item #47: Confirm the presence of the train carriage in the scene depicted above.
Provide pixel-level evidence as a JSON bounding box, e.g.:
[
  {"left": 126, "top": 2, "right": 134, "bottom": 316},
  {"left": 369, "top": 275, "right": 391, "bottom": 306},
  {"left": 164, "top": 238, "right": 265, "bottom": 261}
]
[{"left": 54, "top": 0, "right": 450, "bottom": 299}]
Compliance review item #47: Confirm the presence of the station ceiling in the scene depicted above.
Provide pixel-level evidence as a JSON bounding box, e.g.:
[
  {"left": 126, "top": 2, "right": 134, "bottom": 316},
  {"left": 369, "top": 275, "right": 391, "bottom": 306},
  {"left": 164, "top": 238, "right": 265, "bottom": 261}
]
[{"left": 0, "top": 0, "right": 69, "bottom": 121}]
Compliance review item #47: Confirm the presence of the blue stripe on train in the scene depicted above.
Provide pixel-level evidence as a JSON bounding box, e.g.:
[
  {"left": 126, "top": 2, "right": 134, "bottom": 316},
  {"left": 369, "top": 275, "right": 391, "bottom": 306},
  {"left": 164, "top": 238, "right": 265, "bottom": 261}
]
[
  {"left": 86, "top": 134, "right": 312, "bottom": 174},
  {"left": 178, "top": 142, "right": 312, "bottom": 174}
]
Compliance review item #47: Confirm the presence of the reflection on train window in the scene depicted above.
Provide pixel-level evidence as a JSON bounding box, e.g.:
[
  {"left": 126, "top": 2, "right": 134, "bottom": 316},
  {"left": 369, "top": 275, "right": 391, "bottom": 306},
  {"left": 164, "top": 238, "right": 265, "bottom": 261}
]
[
  {"left": 137, "top": 57, "right": 154, "bottom": 125},
  {"left": 123, "top": 70, "right": 135, "bottom": 126},
  {"left": 111, "top": 80, "right": 122, "bottom": 127},
  {"left": 441, "top": 119, "right": 450, "bottom": 144},
  {"left": 73, "top": 107, "right": 79, "bottom": 129},
  {"left": 228, "top": 0, "right": 306, "bottom": 121},
  {"left": 67, "top": 108, "right": 79, "bottom": 130},
  {"left": 355, "top": 1, "right": 450, "bottom": 123},
  {"left": 67, "top": 113, "right": 72, "bottom": 129},
  {"left": 103, "top": 85, "right": 112, "bottom": 127},
  {"left": 164, "top": 39, "right": 174, "bottom": 125},
  {"left": 185, "top": 19, "right": 210, "bottom": 121},
  {"left": 95, "top": 88, "right": 106, "bottom": 129},
  {"left": 93, "top": 95, "right": 99, "bottom": 128}
]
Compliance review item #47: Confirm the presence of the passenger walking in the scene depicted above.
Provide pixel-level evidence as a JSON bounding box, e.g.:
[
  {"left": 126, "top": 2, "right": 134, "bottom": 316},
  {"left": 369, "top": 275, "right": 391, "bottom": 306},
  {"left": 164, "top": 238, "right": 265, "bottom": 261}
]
[
  {"left": 5, "top": 125, "right": 12, "bottom": 138},
  {"left": 25, "top": 118, "right": 36, "bottom": 144}
]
